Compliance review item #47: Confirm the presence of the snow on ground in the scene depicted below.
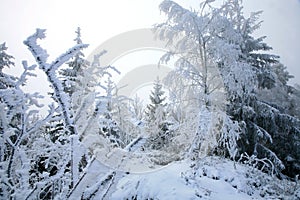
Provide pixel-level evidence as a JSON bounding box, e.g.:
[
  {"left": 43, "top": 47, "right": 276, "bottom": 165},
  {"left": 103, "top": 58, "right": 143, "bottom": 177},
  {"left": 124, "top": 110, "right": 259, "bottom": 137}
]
[
  {"left": 68, "top": 158, "right": 110, "bottom": 199},
  {"left": 68, "top": 154, "right": 298, "bottom": 199},
  {"left": 109, "top": 157, "right": 298, "bottom": 200}
]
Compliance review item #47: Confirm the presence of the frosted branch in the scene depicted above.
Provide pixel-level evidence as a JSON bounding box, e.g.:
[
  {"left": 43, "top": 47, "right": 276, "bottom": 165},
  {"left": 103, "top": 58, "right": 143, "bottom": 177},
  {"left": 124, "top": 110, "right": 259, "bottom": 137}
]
[
  {"left": 23, "top": 29, "right": 49, "bottom": 70},
  {"left": 49, "top": 43, "right": 88, "bottom": 72}
]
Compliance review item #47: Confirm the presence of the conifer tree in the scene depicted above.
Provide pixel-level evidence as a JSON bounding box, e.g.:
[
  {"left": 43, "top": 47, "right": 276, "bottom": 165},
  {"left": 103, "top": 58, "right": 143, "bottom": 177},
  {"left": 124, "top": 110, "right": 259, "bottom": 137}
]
[
  {"left": 98, "top": 77, "right": 124, "bottom": 147},
  {"left": 145, "top": 78, "right": 172, "bottom": 150},
  {"left": 226, "top": 2, "right": 300, "bottom": 176},
  {"left": 60, "top": 27, "right": 89, "bottom": 97},
  {"left": 0, "top": 43, "right": 15, "bottom": 90},
  {"left": 145, "top": 78, "right": 166, "bottom": 120}
]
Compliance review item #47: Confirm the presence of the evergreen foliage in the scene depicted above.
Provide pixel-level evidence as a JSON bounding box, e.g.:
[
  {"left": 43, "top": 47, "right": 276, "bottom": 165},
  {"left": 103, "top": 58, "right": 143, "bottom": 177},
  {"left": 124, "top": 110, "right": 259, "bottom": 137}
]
[{"left": 144, "top": 78, "right": 173, "bottom": 150}]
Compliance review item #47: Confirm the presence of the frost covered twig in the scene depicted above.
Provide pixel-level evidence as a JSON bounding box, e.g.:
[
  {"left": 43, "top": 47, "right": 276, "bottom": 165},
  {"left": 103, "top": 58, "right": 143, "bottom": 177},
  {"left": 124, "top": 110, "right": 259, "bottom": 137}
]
[
  {"left": 24, "top": 29, "right": 88, "bottom": 135},
  {"left": 238, "top": 152, "right": 283, "bottom": 176}
]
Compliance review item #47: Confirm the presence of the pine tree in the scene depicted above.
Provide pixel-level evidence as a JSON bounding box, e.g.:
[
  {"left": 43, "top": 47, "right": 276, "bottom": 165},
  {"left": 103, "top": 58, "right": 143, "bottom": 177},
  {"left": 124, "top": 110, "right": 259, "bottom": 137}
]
[
  {"left": 98, "top": 77, "right": 124, "bottom": 148},
  {"left": 254, "top": 63, "right": 300, "bottom": 177},
  {"left": 225, "top": 2, "right": 300, "bottom": 177},
  {"left": 212, "top": 0, "right": 300, "bottom": 177},
  {"left": 60, "top": 27, "right": 89, "bottom": 97},
  {"left": 0, "top": 43, "right": 15, "bottom": 90},
  {"left": 145, "top": 78, "right": 166, "bottom": 121},
  {"left": 144, "top": 78, "right": 172, "bottom": 150},
  {"left": 289, "top": 84, "right": 300, "bottom": 119}
]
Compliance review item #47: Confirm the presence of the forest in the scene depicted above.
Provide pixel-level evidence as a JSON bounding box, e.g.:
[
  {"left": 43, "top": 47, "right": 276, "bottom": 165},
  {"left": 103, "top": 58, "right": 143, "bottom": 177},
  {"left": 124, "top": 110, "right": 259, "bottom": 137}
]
[{"left": 1, "top": 0, "right": 300, "bottom": 199}]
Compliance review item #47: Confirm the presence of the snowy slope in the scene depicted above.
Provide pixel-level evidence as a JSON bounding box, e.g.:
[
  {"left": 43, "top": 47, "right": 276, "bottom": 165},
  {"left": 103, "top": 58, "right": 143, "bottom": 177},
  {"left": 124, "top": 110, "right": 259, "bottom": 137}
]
[
  {"left": 67, "top": 155, "right": 298, "bottom": 199},
  {"left": 107, "top": 157, "right": 298, "bottom": 200}
]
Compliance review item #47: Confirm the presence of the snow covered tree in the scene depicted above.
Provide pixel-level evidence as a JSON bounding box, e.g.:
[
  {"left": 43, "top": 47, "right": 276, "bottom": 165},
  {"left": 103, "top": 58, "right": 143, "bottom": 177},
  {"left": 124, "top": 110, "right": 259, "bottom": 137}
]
[
  {"left": 20, "top": 30, "right": 123, "bottom": 199},
  {"left": 156, "top": 0, "right": 242, "bottom": 162},
  {"left": 130, "top": 95, "right": 145, "bottom": 124},
  {"left": 58, "top": 28, "right": 97, "bottom": 143},
  {"left": 212, "top": 0, "right": 286, "bottom": 174},
  {"left": 0, "top": 43, "right": 15, "bottom": 90},
  {"left": 289, "top": 84, "right": 300, "bottom": 119},
  {"left": 0, "top": 43, "right": 20, "bottom": 198},
  {"left": 223, "top": 2, "right": 300, "bottom": 177},
  {"left": 253, "top": 63, "right": 300, "bottom": 177},
  {"left": 156, "top": 0, "right": 300, "bottom": 177},
  {"left": 24, "top": 29, "right": 88, "bottom": 136},
  {"left": 144, "top": 78, "right": 173, "bottom": 150},
  {"left": 0, "top": 43, "right": 58, "bottom": 198},
  {"left": 210, "top": 0, "right": 300, "bottom": 177},
  {"left": 38, "top": 28, "right": 96, "bottom": 193},
  {"left": 23, "top": 29, "right": 92, "bottom": 197},
  {"left": 95, "top": 75, "right": 144, "bottom": 151},
  {"left": 97, "top": 77, "right": 125, "bottom": 148},
  {"left": 145, "top": 78, "right": 166, "bottom": 121},
  {"left": 113, "top": 93, "right": 141, "bottom": 148},
  {"left": 60, "top": 27, "right": 90, "bottom": 98}
]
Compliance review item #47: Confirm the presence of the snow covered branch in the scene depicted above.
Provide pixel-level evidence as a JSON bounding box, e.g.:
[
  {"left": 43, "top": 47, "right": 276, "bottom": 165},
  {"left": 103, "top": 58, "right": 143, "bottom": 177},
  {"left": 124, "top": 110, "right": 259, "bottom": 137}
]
[
  {"left": 24, "top": 29, "right": 88, "bottom": 135},
  {"left": 23, "top": 29, "right": 49, "bottom": 70}
]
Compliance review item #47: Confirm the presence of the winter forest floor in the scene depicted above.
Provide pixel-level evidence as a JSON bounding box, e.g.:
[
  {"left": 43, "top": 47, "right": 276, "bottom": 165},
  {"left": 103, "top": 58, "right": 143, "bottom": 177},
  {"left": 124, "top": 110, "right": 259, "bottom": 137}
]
[{"left": 69, "top": 156, "right": 299, "bottom": 199}]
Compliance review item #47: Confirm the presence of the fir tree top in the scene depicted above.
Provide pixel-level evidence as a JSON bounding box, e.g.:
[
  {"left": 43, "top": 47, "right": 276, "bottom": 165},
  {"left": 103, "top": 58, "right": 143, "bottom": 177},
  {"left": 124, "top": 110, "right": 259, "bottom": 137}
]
[{"left": 145, "top": 77, "right": 167, "bottom": 121}]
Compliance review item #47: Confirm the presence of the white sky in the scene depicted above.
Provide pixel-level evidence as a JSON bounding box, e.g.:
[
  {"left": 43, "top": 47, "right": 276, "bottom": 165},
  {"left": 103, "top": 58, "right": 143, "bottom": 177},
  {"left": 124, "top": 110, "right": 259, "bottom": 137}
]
[{"left": 0, "top": 0, "right": 299, "bottom": 86}]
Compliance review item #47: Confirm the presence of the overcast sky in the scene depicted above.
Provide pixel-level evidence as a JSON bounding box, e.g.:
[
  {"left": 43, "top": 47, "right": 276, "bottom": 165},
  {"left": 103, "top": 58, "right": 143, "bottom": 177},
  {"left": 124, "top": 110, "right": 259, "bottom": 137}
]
[{"left": 0, "top": 0, "right": 299, "bottom": 85}]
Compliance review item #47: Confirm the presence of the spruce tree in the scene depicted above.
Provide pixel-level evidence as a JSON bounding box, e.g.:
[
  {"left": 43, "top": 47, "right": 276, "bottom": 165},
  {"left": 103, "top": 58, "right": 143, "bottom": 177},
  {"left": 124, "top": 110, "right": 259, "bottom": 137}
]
[
  {"left": 145, "top": 78, "right": 172, "bottom": 150},
  {"left": 228, "top": 5, "right": 300, "bottom": 177},
  {"left": 0, "top": 43, "right": 15, "bottom": 90},
  {"left": 60, "top": 27, "right": 89, "bottom": 97},
  {"left": 98, "top": 77, "right": 124, "bottom": 148}
]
